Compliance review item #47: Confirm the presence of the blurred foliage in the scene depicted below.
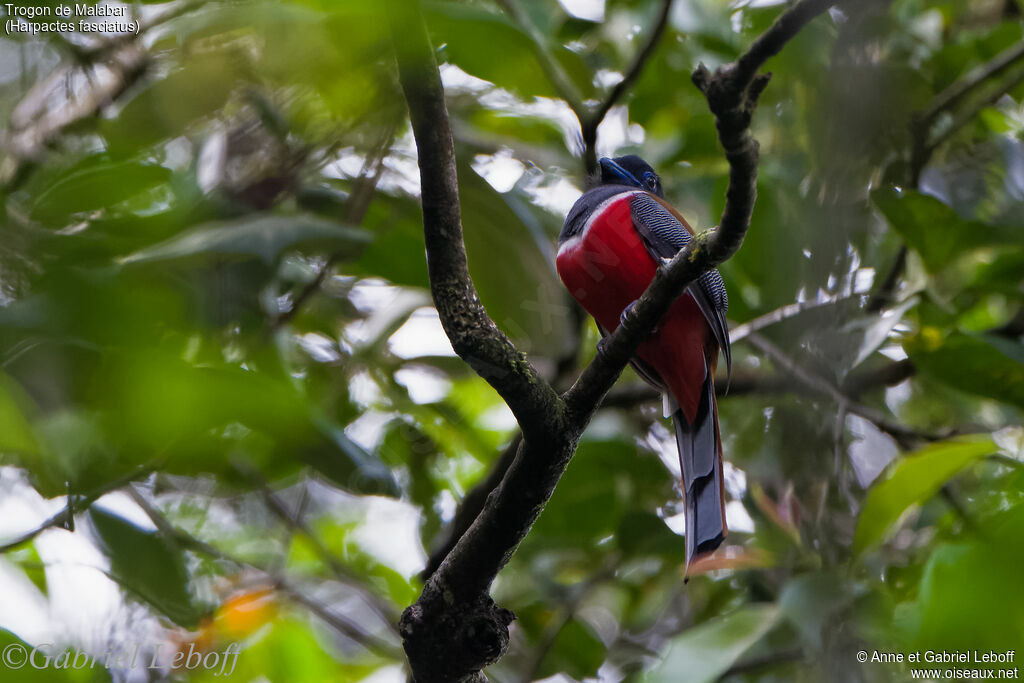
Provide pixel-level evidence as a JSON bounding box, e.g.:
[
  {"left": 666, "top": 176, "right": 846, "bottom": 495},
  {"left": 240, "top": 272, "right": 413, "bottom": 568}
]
[{"left": 0, "top": 0, "right": 1023, "bottom": 681}]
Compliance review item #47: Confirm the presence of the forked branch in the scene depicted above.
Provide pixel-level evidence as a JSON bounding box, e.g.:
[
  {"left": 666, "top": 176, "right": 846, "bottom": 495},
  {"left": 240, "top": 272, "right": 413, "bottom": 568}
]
[{"left": 387, "top": 0, "right": 836, "bottom": 679}]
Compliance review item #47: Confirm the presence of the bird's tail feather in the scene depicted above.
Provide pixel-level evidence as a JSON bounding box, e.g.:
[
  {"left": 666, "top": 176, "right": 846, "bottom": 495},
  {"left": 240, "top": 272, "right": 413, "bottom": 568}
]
[{"left": 673, "top": 373, "right": 726, "bottom": 574}]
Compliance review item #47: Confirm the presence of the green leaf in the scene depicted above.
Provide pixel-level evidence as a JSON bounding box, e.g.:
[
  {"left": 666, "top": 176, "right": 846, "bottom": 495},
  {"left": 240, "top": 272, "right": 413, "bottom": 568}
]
[
  {"left": 184, "top": 618, "right": 383, "bottom": 683},
  {"left": 850, "top": 296, "right": 919, "bottom": 368},
  {"left": 104, "top": 353, "right": 308, "bottom": 449},
  {"left": 853, "top": 435, "right": 995, "bottom": 554},
  {"left": 616, "top": 510, "right": 684, "bottom": 561},
  {"left": 8, "top": 545, "right": 48, "bottom": 596},
  {"left": 900, "top": 503, "right": 1024, "bottom": 654},
  {"left": 119, "top": 214, "right": 372, "bottom": 266},
  {"left": 100, "top": 352, "right": 397, "bottom": 496},
  {"left": 30, "top": 410, "right": 110, "bottom": 497},
  {"left": 88, "top": 507, "right": 203, "bottom": 627},
  {"left": 102, "top": 51, "right": 241, "bottom": 153},
  {"left": 0, "top": 372, "right": 39, "bottom": 456},
  {"left": 307, "top": 414, "right": 401, "bottom": 497},
  {"left": 872, "top": 188, "right": 1021, "bottom": 272},
  {"left": 537, "top": 617, "right": 607, "bottom": 680},
  {"left": 425, "top": 3, "right": 591, "bottom": 99},
  {"left": 354, "top": 193, "right": 430, "bottom": 288},
  {"left": 0, "top": 629, "right": 111, "bottom": 682},
  {"left": 458, "top": 163, "right": 574, "bottom": 358},
  {"left": 779, "top": 573, "right": 852, "bottom": 649},
  {"left": 527, "top": 438, "right": 666, "bottom": 551},
  {"left": 908, "top": 332, "right": 1024, "bottom": 409},
  {"left": 644, "top": 605, "right": 780, "bottom": 683},
  {"left": 29, "top": 157, "right": 171, "bottom": 224}
]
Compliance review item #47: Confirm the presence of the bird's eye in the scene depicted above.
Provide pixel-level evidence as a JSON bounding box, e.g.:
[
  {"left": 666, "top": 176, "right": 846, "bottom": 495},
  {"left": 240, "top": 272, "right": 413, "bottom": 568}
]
[{"left": 642, "top": 172, "right": 658, "bottom": 189}]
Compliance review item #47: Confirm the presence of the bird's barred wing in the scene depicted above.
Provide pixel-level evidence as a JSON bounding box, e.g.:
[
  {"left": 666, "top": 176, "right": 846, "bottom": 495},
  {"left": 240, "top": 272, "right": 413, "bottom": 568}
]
[
  {"left": 596, "top": 322, "right": 676, "bottom": 413},
  {"left": 628, "top": 192, "right": 731, "bottom": 375}
]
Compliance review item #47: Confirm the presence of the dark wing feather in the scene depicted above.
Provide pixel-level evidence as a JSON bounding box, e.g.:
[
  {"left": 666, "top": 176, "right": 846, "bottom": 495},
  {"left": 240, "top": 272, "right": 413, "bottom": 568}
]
[{"left": 628, "top": 193, "right": 732, "bottom": 375}]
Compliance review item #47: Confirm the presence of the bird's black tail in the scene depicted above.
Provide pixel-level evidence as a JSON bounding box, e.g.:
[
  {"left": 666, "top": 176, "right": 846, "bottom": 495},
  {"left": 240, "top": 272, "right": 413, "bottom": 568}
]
[{"left": 673, "top": 373, "right": 726, "bottom": 574}]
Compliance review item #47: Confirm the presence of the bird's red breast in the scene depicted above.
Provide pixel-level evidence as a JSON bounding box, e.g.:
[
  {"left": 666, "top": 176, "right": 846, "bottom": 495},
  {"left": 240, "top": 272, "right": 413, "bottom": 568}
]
[{"left": 556, "top": 191, "right": 714, "bottom": 423}]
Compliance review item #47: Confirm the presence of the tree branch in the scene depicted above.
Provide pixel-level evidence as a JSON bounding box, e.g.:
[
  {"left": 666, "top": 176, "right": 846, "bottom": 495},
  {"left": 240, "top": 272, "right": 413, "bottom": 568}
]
[
  {"left": 420, "top": 304, "right": 582, "bottom": 584},
  {"left": 420, "top": 434, "right": 522, "bottom": 582},
  {"left": 431, "top": 348, "right": 910, "bottom": 593},
  {"left": 389, "top": 0, "right": 563, "bottom": 445},
  {"left": 734, "top": 0, "right": 836, "bottom": 89},
  {"left": 389, "top": 0, "right": 834, "bottom": 679}
]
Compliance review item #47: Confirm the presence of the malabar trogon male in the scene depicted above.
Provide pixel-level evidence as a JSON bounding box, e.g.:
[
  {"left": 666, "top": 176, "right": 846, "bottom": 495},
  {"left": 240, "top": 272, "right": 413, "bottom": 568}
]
[{"left": 557, "top": 155, "right": 731, "bottom": 572}]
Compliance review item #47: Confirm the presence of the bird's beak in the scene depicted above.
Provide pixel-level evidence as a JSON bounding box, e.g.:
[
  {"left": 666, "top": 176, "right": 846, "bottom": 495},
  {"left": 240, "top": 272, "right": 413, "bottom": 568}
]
[{"left": 599, "top": 157, "right": 640, "bottom": 186}]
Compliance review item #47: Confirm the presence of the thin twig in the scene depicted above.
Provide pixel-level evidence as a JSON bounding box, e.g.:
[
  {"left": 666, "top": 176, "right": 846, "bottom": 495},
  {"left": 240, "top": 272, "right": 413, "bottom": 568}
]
[
  {"left": 420, "top": 434, "right": 522, "bottom": 582},
  {"left": 925, "top": 63, "right": 1024, "bottom": 158},
  {"left": 493, "top": 0, "right": 674, "bottom": 176},
  {"left": 580, "top": 0, "right": 675, "bottom": 175},
  {"left": 871, "top": 39, "right": 1024, "bottom": 308},
  {"left": 270, "top": 128, "right": 394, "bottom": 331},
  {"left": 586, "top": 0, "right": 674, "bottom": 131},
  {"left": 242, "top": 473, "right": 402, "bottom": 631},
  {"left": 0, "top": 464, "right": 156, "bottom": 553},
  {"left": 127, "top": 485, "right": 403, "bottom": 658},
  {"left": 720, "top": 647, "right": 804, "bottom": 678},
  {"left": 840, "top": 358, "right": 915, "bottom": 397},
  {"left": 865, "top": 245, "right": 907, "bottom": 313},
  {"left": 746, "top": 332, "right": 942, "bottom": 447},
  {"left": 283, "top": 587, "right": 402, "bottom": 657},
  {"left": 518, "top": 559, "right": 620, "bottom": 683},
  {"left": 989, "top": 453, "right": 1024, "bottom": 470},
  {"left": 734, "top": 0, "right": 835, "bottom": 88},
  {"left": 918, "top": 40, "right": 1024, "bottom": 127},
  {"left": 491, "top": 0, "right": 585, "bottom": 115},
  {"left": 730, "top": 296, "right": 857, "bottom": 343}
]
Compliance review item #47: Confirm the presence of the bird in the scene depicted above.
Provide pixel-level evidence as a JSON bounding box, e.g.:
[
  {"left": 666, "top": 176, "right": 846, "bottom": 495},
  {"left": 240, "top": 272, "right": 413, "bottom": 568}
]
[{"left": 556, "top": 155, "right": 731, "bottom": 573}]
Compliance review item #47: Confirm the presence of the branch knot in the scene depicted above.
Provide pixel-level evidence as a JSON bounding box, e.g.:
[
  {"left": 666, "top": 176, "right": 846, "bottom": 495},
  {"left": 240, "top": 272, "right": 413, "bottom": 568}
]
[{"left": 400, "top": 597, "right": 515, "bottom": 683}]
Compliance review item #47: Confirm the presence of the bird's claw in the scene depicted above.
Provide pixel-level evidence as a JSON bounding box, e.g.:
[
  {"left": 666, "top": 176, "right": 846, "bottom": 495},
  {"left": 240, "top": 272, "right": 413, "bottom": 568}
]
[
  {"left": 619, "top": 301, "right": 636, "bottom": 328},
  {"left": 620, "top": 300, "right": 657, "bottom": 336},
  {"left": 596, "top": 300, "right": 657, "bottom": 358}
]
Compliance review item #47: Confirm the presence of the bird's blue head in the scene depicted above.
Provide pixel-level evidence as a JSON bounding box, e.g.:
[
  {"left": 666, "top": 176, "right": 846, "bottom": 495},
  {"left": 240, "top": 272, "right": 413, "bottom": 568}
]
[{"left": 598, "top": 155, "right": 663, "bottom": 198}]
